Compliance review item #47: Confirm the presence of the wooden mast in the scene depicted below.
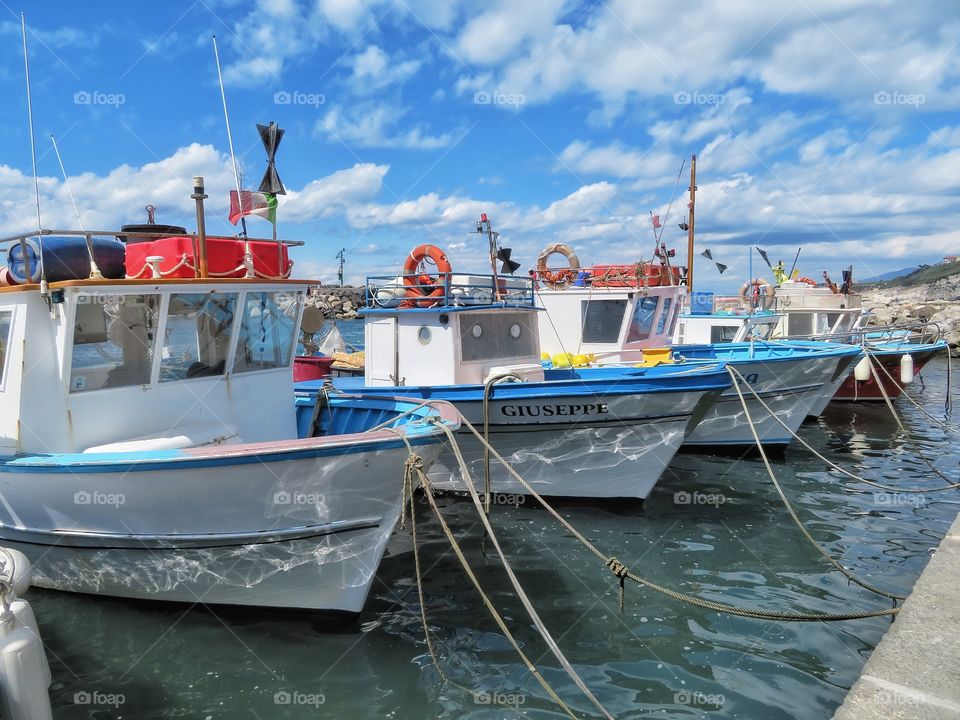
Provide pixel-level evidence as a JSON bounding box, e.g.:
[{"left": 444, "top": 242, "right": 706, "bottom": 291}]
[{"left": 686, "top": 154, "right": 697, "bottom": 290}]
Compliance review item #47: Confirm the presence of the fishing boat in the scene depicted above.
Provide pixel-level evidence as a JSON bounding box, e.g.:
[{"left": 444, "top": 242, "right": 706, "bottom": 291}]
[
  {"left": 532, "top": 249, "right": 862, "bottom": 449},
  {"left": 0, "top": 178, "right": 459, "bottom": 613},
  {"left": 295, "top": 243, "right": 732, "bottom": 500},
  {"left": 677, "top": 275, "right": 948, "bottom": 404}
]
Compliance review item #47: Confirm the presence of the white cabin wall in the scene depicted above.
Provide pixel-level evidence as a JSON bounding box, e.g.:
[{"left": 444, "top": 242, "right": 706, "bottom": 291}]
[
  {"left": 396, "top": 314, "right": 457, "bottom": 387},
  {"left": 65, "top": 369, "right": 295, "bottom": 450},
  {"left": 10, "top": 295, "right": 74, "bottom": 454}
]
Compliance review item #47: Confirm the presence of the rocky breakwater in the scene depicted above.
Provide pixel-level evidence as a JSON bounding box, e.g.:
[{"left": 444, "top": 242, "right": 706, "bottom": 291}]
[
  {"left": 307, "top": 286, "right": 364, "bottom": 320},
  {"left": 861, "top": 273, "right": 960, "bottom": 349}
]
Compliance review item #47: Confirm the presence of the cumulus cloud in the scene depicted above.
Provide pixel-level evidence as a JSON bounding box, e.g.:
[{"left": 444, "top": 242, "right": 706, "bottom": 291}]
[{"left": 316, "top": 103, "right": 454, "bottom": 149}]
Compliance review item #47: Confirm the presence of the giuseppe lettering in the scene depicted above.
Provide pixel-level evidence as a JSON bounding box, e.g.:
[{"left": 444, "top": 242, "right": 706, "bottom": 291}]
[{"left": 500, "top": 403, "right": 609, "bottom": 418}]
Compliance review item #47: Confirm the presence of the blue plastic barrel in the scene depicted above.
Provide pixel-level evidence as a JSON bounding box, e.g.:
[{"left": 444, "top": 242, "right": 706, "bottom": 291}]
[{"left": 6, "top": 237, "right": 126, "bottom": 284}]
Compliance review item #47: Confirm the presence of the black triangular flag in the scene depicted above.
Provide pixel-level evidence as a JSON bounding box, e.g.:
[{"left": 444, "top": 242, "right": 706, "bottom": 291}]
[
  {"left": 716, "top": 263, "right": 728, "bottom": 274},
  {"left": 756, "top": 247, "right": 772, "bottom": 269},
  {"left": 257, "top": 122, "right": 286, "bottom": 195},
  {"left": 701, "top": 249, "right": 713, "bottom": 260}
]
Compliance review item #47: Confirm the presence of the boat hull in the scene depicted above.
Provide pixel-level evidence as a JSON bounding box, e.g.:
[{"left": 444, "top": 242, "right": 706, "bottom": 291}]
[
  {"left": 326, "top": 368, "right": 730, "bottom": 499},
  {"left": 674, "top": 344, "right": 860, "bottom": 448},
  {"left": 0, "top": 436, "right": 443, "bottom": 612},
  {"left": 428, "top": 387, "right": 721, "bottom": 499},
  {"left": 832, "top": 345, "right": 944, "bottom": 401}
]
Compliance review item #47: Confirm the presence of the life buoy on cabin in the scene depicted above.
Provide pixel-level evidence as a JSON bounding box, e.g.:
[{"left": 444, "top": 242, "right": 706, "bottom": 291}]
[
  {"left": 738, "top": 277, "right": 774, "bottom": 310},
  {"left": 797, "top": 277, "right": 817, "bottom": 286},
  {"left": 402, "top": 244, "right": 452, "bottom": 305},
  {"left": 536, "top": 243, "right": 580, "bottom": 289}
]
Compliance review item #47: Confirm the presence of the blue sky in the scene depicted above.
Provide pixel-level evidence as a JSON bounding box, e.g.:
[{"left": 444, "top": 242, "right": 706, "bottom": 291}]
[{"left": 1, "top": 0, "right": 957, "bottom": 289}]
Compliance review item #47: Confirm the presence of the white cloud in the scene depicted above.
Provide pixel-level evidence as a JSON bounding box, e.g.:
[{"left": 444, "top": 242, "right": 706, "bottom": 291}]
[
  {"left": 349, "top": 45, "right": 422, "bottom": 91},
  {"left": 316, "top": 104, "right": 453, "bottom": 149},
  {"left": 282, "top": 163, "right": 389, "bottom": 221}
]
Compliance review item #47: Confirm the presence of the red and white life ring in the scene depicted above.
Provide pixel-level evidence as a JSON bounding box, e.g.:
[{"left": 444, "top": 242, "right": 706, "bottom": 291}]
[
  {"left": 738, "top": 277, "right": 774, "bottom": 309},
  {"left": 402, "top": 244, "right": 452, "bottom": 306}
]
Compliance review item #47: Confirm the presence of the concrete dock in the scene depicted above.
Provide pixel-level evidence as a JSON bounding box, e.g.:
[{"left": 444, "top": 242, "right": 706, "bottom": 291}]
[{"left": 833, "top": 511, "right": 960, "bottom": 719}]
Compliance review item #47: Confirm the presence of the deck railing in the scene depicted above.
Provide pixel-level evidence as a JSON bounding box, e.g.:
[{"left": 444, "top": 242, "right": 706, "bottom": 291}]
[{"left": 365, "top": 273, "right": 536, "bottom": 309}]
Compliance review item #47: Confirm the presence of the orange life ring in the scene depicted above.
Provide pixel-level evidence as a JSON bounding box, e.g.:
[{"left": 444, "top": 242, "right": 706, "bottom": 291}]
[
  {"left": 797, "top": 277, "right": 817, "bottom": 286},
  {"left": 536, "top": 243, "right": 580, "bottom": 289},
  {"left": 402, "top": 244, "right": 452, "bottom": 305}
]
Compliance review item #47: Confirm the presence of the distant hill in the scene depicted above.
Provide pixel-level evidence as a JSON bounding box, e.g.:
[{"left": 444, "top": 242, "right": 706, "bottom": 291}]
[
  {"left": 861, "top": 260, "right": 960, "bottom": 288},
  {"left": 860, "top": 266, "right": 919, "bottom": 282}
]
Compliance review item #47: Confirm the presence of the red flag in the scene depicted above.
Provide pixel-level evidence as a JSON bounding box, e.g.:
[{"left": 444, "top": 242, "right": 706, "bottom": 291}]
[{"left": 651, "top": 214, "right": 662, "bottom": 229}]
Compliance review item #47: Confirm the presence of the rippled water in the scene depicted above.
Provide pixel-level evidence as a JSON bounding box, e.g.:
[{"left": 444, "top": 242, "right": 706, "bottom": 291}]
[{"left": 30, "top": 347, "right": 959, "bottom": 719}]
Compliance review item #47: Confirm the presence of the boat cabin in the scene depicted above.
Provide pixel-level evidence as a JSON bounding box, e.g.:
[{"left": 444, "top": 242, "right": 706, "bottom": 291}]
[
  {"left": 0, "top": 231, "right": 307, "bottom": 455},
  {"left": 362, "top": 274, "right": 544, "bottom": 386},
  {"left": 674, "top": 311, "right": 782, "bottom": 344},
  {"left": 536, "top": 283, "right": 683, "bottom": 363},
  {"left": 772, "top": 280, "right": 864, "bottom": 338}
]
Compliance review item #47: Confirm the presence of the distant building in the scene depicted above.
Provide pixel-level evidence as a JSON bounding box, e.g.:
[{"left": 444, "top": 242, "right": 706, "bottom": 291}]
[{"left": 944, "top": 255, "right": 959, "bottom": 263}]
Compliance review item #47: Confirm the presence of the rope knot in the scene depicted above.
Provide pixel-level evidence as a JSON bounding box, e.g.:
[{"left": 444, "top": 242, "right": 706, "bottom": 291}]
[
  {"left": 605, "top": 557, "right": 628, "bottom": 579},
  {"left": 404, "top": 454, "right": 425, "bottom": 472}
]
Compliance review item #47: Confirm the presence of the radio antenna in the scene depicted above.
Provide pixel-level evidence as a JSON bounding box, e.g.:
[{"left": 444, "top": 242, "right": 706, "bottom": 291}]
[
  {"left": 50, "top": 134, "right": 102, "bottom": 278},
  {"left": 50, "top": 135, "right": 84, "bottom": 231},
  {"left": 21, "top": 13, "right": 49, "bottom": 298},
  {"left": 21, "top": 14, "right": 42, "bottom": 232},
  {"left": 212, "top": 35, "right": 248, "bottom": 238}
]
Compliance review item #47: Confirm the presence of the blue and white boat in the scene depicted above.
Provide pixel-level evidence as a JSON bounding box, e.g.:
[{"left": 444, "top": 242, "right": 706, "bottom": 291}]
[
  {"left": 532, "top": 250, "right": 862, "bottom": 449},
  {"left": 297, "top": 246, "right": 731, "bottom": 500},
  {"left": 0, "top": 187, "right": 458, "bottom": 613}
]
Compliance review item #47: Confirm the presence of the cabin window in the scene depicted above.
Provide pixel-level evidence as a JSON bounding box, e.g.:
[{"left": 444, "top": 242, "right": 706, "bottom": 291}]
[
  {"left": 459, "top": 312, "right": 537, "bottom": 362},
  {"left": 0, "top": 310, "right": 11, "bottom": 387},
  {"left": 626, "top": 296, "right": 660, "bottom": 342},
  {"left": 655, "top": 298, "right": 673, "bottom": 335},
  {"left": 160, "top": 293, "right": 238, "bottom": 381},
  {"left": 233, "top": 291, "right": 302, "bottom": 373},
  {"left": 710, "top": 325, "right": 739, "bottom": 343},
  {"left": 70, "top": 294, "right": 160, "bottom": 392},
  {"left": 787, "top": 312, "right": 813, "bottom": 337},
  {"left": 580, "top": 300, "right": 627, "bottom": 344}
]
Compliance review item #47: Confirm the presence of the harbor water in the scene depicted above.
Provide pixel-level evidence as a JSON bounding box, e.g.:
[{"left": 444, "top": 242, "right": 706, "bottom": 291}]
[{"left": 31, "top": 332, "right": 959, "bottom": 719}]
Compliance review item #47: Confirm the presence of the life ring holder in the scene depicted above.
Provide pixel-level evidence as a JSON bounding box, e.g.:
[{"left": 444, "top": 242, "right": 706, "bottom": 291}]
[
  {"left": 738, "top": 277, "right": 774, "bottom": 310},
  {"left": 402, "top": 244, "right": 452, "bottom": 306},
  {"left": 536, "top": 243, "right": 580, "bottom": 289}
]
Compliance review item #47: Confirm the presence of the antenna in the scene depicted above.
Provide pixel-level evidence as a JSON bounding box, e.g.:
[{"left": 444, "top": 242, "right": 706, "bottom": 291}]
[
  {"left": 50, "top": 134, "right": 102, "bottom": 278},
  {"left": 21, "top": 14, "right": 41, "bottom": 232},
  {"left": 50, "top": 135, "right": 84, "bottom": 231},
  {"left": 686, "top": 154, "right": 697, "bottom": 290},
  {"left": 21, "top": 13, "right": 48, "bottom": 299},
  {"left": 213, "top": 35, "right": 248, "bottom": 238}
]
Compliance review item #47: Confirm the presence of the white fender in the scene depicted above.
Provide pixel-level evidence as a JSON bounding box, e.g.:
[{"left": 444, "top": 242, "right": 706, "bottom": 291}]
[{"left": 900, "top": 353, "right": 914, "bottom": 385}]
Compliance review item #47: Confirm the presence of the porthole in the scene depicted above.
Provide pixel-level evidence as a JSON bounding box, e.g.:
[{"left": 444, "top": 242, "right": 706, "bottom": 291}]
[
  {"left": 417, "top": 326, "right": 432, "bottom": 345},
  {"left": 509, "top": 323, "right": 522, "bottom": 339},
  {"left": 471, "top": 324, "right": 483, "bottom": 338}
]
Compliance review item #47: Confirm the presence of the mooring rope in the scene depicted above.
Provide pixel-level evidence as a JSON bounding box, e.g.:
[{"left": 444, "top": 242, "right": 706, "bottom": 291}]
[
  {"left": 863, "top": 347, "right": 959, "bottom": 437},
  {"left": 726, "top": 366, "right": 960, "bottom": 493},
  {"left": 726, "top": 366, "right": 906, "bottom": 601},
  {"left": 482, "top": 373, "right": 522, "bottom": 514},
  {"left": 862, "top": 350, "right": 960, "bottom": 489},
  {"left": 434, "top": 416, "right": 901, "bottom": 621},
  {"left": 385, "top": 429, "right": 589, "bottom": 719},
  {"left": 431, "top": 420, "right": 615, "bottom": 719}
]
